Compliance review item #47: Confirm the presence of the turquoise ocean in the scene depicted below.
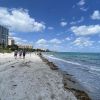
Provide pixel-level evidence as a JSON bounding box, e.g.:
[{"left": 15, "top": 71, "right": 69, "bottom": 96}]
[{"left": 43, "top": 52, "right": 100, "bottom": 100}]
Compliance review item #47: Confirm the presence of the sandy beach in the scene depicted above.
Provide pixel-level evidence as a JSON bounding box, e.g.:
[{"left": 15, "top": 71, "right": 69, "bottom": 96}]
[{"left": 0, "top": 53, "right": 77, "bottom": 100}]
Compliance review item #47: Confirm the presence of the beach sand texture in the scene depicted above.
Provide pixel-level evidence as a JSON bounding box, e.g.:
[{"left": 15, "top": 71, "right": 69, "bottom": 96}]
[{"left": 0, "top": 53, "right": 77, "bottom": 100}]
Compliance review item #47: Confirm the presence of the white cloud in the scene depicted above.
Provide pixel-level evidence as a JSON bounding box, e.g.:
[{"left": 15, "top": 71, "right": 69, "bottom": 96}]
[
  {"left": 35, "top": 38, "right": 62, "bottom": 49},
  {"left": 80, "top": 7, "right": 88, "bottom": 11},
  {"left": 72, "top": 37, "right": 94, "bottom": 47},
  {"left": 9, "top": 32, "right": 16, "bottom": 36},
  {"left": 71, "top": 25, "right": 100, "bottom": 36},
  {"left": 36, "top": 39, "right": 47, "bottom": 44},
  {"left": 98, "top": 41, "right": 100, "bottom": 43},
  {"left": 65, "top": 37, "right": 71, "bottom": 41},
  {"left": 36, "top": 38, "right": 61, "bottom": 45},
  {"left": 77, "top": 0, "right": 88, "bottom": 12},
  {"left": 49, "top": 38, "right": 62, "bottom": 44},
  {"left": 91, "top": 10, "right": 100, "bottom": 20},
  {"left": 70, "top": 21, "right": 77, "bottom": 25},
  {"left": 35, "top": 39, "right": 48, "bottom": 49},
  {"left": 70, "top": 17, "right": 84, "bottom": 25},
  {"left": 77, "top": 0, "right": 85, "bottom": 6},
  {"left": 13, "top": 37, "right": 32, "bottom": 44},
  {"left": 0, "top": 7, "right": 46, "bottom": 32},
  {"left": 60, "top": 21, "right": 67, "bottom": 27}
]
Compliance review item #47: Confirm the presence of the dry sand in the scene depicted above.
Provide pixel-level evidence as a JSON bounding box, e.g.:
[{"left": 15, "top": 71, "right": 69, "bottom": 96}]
[{"left": 0, "top": 53, "right": 77, "bottom": 100}]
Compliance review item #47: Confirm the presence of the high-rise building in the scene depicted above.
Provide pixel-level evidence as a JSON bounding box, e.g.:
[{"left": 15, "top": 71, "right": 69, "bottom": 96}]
[
  {"left": 8, "top": 37, "right": 15, "bottom": 46},
  {"left": 0, "top": 25, "right": 9, "bottom": 47}
]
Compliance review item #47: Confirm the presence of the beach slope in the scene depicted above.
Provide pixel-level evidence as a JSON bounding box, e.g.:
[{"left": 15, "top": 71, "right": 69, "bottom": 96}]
[{"left": 0, "top": 53, "right": 77, "bottom": 100}]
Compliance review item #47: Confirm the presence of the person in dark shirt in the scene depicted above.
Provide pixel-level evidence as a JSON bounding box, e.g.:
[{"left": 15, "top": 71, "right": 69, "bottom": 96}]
[
  {"left": 23, "top": 49, "right": 26, "bottom": 59},
  {"left": 14, "top": 50, "right": 18, "bottom": 59},
  {"left": 19, "top": 50, "right": 23, "bottom": 58}
]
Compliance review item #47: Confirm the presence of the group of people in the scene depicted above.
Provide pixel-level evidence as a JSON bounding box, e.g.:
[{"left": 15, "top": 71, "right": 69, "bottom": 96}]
[{"left": 14, "top": 49, "right": 26, "bottom": 59}]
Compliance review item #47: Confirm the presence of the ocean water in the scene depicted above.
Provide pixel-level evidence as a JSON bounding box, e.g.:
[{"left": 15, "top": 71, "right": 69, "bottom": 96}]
[{"left": 43, "top": 52, "right": 100, "bottom": 100}]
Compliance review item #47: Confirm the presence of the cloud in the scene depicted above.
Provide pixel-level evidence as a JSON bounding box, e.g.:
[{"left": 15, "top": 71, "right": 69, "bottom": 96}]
[
  {"left": 77, "top": 0, "right": 88, "bottom": 12},
  {"left": 70, "top": 21, "right": 76, "bottom": 25},
  {"left": 36, "top": 39, "right": 47, "bottom": 44},
  {"left": 65, "top": 37, "right": 71, "bottom": 41},
  {"left": 98, "top": 41, "right": 100, "bottom": 43},
  {"left": 13, "top": 37, "right": 32, "bottom": 44},
  {"left": 91, "top": 10, "right": 100, "bottom": 20},
  {"left": 71, "top": 25, "right": 100, "bottom": 36},
  {"left": 60, "top": 21, "right": 67, "bottom": 27},
  {"left": 35, "top": 38, "right": 62, "bottom": 47},
  {"left": 70, "top": 17, "right": 84, "bottom": 25},
  {"left": 36, "top": 38, "right": 61, "bottom": 45},
  {"left": 80, "top": 7, "right": 88, "bottom": 11},
  {"left": 9, "top": 32, "right": 16, "bottom": 36},
  {"left": 0, "top": 7, "right": 46, "bottom": 32},
  {"left": 35, "top": 38, "right": 62, "bottom": 49},
  {"left": 77, "top": 0, "right": 85, "bottom": 6},
  {"left": 72, "top": 37, "right": 94, "bottom": 47},
  {"left": 49, "top": 38, "right": 62, "bottom": 44}
]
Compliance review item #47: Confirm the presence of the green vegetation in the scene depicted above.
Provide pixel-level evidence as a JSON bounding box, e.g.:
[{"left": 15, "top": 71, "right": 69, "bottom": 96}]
[
  {"left": 7, "top": 45, "right": 18, "bottom": 51},
  {"left": 0, "top": 46, "right": 12, "bottom": 53}
]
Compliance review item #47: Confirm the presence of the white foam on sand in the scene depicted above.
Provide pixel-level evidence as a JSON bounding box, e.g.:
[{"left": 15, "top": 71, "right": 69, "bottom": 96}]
[{"left": 0, "top": 53, "right": 77, "bottom": 100}]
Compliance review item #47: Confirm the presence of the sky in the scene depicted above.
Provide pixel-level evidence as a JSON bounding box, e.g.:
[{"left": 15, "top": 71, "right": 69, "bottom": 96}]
[{"left": 0, "top": 0, "right": 100, "bottom": 52}]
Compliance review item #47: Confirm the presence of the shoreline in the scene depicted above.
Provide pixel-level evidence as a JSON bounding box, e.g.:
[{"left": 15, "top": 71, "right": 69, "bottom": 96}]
[{"left": 39, "top": 53, "right": 91, "bottom": 100}]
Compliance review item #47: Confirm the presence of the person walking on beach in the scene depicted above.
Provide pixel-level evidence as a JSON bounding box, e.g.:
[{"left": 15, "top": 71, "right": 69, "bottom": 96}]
[
  {"left": 14, "top": 50, "right": 18, "bottom": 59},
  {"left": 23, "top": 49, "right": 26, "bottom": 59},
  {"left": 19, "top": 50, "right": 23, "bottom": 58}
]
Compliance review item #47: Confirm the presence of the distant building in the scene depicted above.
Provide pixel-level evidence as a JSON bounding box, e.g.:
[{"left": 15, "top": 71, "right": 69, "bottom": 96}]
[
  {"left": 18, "top": 44, "right": 33, "bottom": 49},
  {"left": 8, "top": 37, "right": 15, "bottom": 46},
  {"left": 0, "top": 25, "right": 9, "bottom": 47}
]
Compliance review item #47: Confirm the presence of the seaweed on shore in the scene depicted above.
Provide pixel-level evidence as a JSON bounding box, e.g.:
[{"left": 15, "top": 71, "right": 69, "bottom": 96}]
[
  {"left": 63, "top": 75, "right": 91, "bottom": 100},
  {"left": 39, "top": 53, "right": 91, "bottom": 100},
  {"left": 39, "top": 53, "right": 58, "bottom": 70}
]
